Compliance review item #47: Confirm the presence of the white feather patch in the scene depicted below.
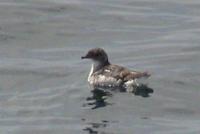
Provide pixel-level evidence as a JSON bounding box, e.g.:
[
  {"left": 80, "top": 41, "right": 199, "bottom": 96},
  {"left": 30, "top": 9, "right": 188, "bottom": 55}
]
[{"left": 90, "top": 75, "right": 120, "bottom": 87}]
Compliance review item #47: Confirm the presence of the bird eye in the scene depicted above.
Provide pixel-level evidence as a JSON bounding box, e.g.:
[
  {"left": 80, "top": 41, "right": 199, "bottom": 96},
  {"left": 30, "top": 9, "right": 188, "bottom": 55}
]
[{"left": 96, "top": 53, "right": 100, "bottom": 57}]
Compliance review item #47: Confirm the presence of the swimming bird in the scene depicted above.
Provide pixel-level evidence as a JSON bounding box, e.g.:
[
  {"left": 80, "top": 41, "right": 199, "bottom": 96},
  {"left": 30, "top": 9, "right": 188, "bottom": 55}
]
[{"left": 81, "top": 48, "right": 151, "bottom": 93}]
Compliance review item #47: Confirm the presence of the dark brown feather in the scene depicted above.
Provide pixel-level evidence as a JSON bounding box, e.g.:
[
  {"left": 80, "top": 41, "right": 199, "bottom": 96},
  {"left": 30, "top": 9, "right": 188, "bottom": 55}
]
[{"left": 94, "top": 64, "right": 150, "bottom": 83}]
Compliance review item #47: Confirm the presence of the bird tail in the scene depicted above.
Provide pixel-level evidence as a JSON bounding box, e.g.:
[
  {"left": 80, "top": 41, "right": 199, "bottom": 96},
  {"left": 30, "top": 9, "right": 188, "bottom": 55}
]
[
  {"left": 133, "top": 71, "right": 151, "bottom": 79},
  {"left": 142, "top": 71, "right": 151, "bottom": 77}
]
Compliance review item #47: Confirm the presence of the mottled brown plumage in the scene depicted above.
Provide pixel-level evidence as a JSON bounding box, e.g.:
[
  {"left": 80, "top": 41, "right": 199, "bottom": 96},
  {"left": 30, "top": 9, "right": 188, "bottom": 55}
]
[
  {"left": 94, "top": 64, "right": 150, "bottom": 81},
  {"left": 82, "top": 48, "right": 150, "bottom": 92}
]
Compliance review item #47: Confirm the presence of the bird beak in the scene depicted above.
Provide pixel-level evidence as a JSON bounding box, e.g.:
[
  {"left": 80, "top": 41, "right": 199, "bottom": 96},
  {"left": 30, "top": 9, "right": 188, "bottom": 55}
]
[
  {"left": 81, "top": 55, "right": 89, "bottom": 59},
  {"left": 81, "top": 56, "right": 86, "bottom": 59}
]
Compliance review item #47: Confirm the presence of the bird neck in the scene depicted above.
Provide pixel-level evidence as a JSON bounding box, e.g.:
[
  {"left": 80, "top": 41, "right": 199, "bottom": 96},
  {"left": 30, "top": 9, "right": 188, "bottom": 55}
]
[{"left": 92, "top": 59, "right": 110, "bottom": 73}]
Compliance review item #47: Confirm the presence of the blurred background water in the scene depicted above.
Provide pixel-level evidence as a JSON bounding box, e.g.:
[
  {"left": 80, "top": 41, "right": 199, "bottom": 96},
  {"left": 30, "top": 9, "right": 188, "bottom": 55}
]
[{"left": 0, "top": 0, "right": 200, "bottom": 133}]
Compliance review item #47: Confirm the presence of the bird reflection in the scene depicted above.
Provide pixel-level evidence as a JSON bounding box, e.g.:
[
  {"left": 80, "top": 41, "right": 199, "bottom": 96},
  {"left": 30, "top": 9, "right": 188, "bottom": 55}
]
[{"left": 83, "top": 84, "right": 153, "bottom": 109}]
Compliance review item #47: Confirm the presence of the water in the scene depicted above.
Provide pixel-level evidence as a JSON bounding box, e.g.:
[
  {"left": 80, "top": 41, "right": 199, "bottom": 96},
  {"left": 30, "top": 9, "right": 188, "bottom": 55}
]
[{"left": 0, "top": 0, "right": 200, "bottom": 133}]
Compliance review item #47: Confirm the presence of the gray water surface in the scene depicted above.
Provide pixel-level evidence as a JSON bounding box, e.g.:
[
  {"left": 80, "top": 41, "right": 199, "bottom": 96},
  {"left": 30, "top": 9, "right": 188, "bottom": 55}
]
[{"left": 0, "top": 0, "right": 200, "bottom": 134}]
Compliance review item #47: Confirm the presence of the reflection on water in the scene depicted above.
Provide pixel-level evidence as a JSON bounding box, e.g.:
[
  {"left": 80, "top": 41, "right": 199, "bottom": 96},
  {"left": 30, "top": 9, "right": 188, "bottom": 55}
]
[
  {"left": 134, "top": 84, "right": 154, "bottom": 97},
  {"left": 81, "top": 85, "right": 153, "bottom": 133},
  {"left": 83, "top": 88, "right": 113, "bottom": 109},
  {"left": 82, "top": 118, "right": 118, "bottom": 134},
  {"left": 83, "top": 84, "right": 153, "bottom": 109}
]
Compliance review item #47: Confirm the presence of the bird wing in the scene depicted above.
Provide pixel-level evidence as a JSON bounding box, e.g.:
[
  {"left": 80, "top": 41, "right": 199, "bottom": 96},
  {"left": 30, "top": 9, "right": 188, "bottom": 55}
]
[{"left": 97, "top": 64, "right": 150, "bottom": 82}]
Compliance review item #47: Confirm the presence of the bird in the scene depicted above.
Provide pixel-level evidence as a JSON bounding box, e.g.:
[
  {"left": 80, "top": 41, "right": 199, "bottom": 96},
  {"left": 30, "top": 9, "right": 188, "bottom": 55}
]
[{"left": 81, "top": 48, "right": 151, "bottom": 93}]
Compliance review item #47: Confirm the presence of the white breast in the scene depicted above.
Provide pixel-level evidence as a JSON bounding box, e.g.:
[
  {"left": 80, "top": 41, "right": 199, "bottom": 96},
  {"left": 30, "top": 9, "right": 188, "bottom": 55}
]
[
  {"left": 87, "top": 64, "right": 121, "bottom": 89},
  {"left": 87, "top": 64, "right": 94, "bottom": 82}
]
